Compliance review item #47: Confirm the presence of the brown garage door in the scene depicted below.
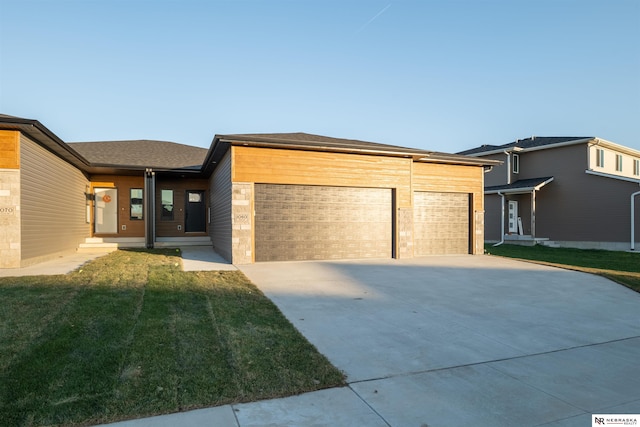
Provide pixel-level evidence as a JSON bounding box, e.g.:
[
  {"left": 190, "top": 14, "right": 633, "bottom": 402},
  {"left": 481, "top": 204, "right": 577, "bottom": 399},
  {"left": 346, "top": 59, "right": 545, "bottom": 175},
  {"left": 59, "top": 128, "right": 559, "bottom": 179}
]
[
  {"left": 414, "top": 191, "right": 470, "bottom": 255},
  {"left": 255, "top": 184, "right": 392, "bottom": 262}
]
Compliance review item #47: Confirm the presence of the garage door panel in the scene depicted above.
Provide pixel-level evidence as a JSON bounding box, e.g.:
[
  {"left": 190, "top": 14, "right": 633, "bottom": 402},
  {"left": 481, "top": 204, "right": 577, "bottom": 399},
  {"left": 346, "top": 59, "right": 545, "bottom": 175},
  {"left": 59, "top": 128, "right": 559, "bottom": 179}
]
[
  {"left": 414, "top": 192, "right": 470, "bottom": 255},
  {"left": 255, "top": 184, "right": 392, "bottom": 262}
]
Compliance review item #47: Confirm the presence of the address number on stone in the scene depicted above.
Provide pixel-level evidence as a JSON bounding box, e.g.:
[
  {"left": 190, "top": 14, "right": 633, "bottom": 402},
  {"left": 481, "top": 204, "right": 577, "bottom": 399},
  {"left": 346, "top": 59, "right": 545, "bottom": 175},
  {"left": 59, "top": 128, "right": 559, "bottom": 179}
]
[
  {"left": 235, "top": 214, "right": 249, "bottom": 222},
  {"left": 0, "top": 207, "right": 15, "bottom": 214}
]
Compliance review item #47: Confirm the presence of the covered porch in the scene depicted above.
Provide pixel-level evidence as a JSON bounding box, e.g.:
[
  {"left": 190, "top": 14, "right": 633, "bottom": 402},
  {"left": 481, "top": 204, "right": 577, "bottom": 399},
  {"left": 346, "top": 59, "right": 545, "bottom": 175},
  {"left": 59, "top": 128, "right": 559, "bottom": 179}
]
[{"left": 486, "top": 177, "right": 555, "bottom": 246}]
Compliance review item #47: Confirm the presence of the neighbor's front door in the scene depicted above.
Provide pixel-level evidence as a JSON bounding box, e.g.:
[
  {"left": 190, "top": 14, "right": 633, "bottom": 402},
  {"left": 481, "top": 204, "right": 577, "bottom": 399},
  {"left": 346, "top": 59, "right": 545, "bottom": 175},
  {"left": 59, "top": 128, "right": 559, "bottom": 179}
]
[
  {"left": 95, "top": 188, "right": 118, "bottom": 234},
  {"left": 508, "top": 200, "right": 518, "bottom": 233},
  {"left": 185, "top": 190, "right": 206, "bottom": 232}
]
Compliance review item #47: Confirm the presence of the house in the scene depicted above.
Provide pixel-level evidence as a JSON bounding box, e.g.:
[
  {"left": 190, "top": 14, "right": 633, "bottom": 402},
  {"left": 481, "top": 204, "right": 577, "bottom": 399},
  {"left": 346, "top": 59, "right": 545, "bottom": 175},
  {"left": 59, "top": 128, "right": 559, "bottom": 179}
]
[
  {"left": 459, "top": 137, "right": 640, "bottom": 250},
  {"left": 0, "top": 113, "right": 497, "bottom": 268}
]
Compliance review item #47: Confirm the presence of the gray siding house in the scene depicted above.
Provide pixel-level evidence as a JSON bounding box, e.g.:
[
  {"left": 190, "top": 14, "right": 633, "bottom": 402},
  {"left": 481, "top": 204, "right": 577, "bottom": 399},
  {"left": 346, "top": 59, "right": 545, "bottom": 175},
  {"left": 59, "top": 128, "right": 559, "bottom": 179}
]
[{"left": 459, "top": 137, "right": 640, "bottom": 250}]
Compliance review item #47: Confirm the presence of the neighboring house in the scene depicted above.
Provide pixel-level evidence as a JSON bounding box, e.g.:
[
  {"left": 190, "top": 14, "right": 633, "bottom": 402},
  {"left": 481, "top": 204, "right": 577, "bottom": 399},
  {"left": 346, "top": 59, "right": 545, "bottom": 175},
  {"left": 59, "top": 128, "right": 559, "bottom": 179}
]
[
  {"left": 0, "top": 113, "right": 496, "bottom": 268},
  {"left": 459, "top": 137, "right": 640, "bottom": 250}
]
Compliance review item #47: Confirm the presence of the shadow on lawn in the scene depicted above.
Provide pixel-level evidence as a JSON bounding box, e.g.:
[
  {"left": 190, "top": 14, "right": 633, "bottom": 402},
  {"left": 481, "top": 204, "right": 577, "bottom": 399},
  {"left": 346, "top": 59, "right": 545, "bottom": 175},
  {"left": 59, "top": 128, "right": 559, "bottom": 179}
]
[{"left": 0, "top": 251, "right": 344, "bottom": 427}]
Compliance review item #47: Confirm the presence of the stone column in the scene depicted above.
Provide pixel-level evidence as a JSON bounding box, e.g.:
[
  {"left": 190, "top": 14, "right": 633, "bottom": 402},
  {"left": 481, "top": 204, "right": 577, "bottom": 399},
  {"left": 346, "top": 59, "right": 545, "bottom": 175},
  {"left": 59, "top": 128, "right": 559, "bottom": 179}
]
[{"left": 231, "top": 182, "right": 253, "bottom": 264}]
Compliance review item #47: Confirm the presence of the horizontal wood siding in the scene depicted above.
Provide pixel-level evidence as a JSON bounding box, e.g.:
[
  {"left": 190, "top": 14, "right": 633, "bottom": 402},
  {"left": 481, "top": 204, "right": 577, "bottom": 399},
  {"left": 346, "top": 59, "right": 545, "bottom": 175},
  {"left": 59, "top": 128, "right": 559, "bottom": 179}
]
[
  {"left": 155, "top": 177, "right": 209, "bottom": 237},
  {"left": 20, "top": 135, "right": 89, "bottom": 263},
  {"left": 0, "top": 130, "right": 20, "bottom": 169},
  {"left": 412, "top": 162, "right": 484, "bottom": 212},
  {"left": 232, "top": 146, "right": 413, "bottom": 207},
  {"left": 89, "top": 175, "right": 145, "bottom": 237},
  {"left": 209, "top": 150, "right": 232, "bottom": 261}
]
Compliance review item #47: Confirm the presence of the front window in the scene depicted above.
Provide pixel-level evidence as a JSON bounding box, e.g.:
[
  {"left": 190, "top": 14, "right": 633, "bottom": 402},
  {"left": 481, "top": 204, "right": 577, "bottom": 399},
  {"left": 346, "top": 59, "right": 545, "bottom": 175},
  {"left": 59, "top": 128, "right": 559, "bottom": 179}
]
[
  {"left": 615, "top": 154, "right": 623, "bottom": 172},
  {"left": 596, "top": 149, "right": 605, "bottom": 168},
  {"left": 161, "top": 189, "right": 174, "bottom": 220},
  {"left": 130, "top": 189, "right": 143, "bottom": 220},
  {"left": 634, "top": 159, "right": 640, "bottom": 176},
  {"left": 512, "top": 153, "right": 520, "bottom": 174}
]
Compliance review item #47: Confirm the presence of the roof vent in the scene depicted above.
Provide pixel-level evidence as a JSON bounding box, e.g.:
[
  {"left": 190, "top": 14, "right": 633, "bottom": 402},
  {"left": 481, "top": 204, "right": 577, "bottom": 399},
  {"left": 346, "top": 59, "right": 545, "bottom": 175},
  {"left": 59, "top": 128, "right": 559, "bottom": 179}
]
[{"left": 531, "top": 135, "right": 536, "bottom": 140}]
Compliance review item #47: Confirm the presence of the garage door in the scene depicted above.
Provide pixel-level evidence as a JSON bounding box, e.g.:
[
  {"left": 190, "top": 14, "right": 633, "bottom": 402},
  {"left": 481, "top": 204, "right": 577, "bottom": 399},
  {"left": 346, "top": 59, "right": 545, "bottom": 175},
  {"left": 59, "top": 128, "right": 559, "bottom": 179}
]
[
  {"left": 255, "top": 184, "right": 392, "bottom": 262},
  {"left": 414, "top": 192, "right": 470, "bottom": 255}
]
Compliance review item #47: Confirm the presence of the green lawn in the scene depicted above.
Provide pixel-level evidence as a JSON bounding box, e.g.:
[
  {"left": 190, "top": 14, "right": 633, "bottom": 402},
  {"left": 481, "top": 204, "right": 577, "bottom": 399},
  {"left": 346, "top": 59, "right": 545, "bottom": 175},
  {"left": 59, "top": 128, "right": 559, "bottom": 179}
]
[
  {"left": 0, "top": 249, "right": 345, "bottom": 426},
  {"left": 486, "top": 244, "right": 640, "bottom": 293}
]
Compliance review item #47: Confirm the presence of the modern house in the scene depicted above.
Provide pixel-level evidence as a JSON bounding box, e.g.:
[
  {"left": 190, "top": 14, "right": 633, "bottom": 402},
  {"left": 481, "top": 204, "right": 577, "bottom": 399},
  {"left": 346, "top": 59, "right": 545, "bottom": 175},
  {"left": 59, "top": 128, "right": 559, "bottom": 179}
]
[
  {"left": 0, "top": 114, "right": 498, "bottom": 268},
  {"left": 459, "top": 137, "right": 640, "bottom": 250}
]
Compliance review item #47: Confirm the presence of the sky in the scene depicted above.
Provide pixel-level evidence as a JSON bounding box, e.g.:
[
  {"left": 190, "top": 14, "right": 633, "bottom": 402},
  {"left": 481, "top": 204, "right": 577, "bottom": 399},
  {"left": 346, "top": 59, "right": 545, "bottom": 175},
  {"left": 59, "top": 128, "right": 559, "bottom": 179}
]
[{"left": 1, "top": 0, "right": 639, "bottom": 153}]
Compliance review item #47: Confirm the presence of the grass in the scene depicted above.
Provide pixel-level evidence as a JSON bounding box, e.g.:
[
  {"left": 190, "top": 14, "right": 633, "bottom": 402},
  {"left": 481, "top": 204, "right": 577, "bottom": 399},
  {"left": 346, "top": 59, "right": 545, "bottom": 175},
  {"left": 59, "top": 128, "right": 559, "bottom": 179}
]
[
  {"left": 0, "top": 249, "right": 345, "bottom": 426},
  {"left": 485, "top": 244, "right": 640, "bottom": 293}
]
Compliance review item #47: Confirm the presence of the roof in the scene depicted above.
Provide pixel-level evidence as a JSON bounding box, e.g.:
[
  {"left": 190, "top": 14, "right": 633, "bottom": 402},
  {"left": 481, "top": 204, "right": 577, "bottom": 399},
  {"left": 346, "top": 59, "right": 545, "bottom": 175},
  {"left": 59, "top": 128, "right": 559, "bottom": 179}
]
[
  {"left": 459, "top": 136, "right": 593, "bottom": 156},
  {"left": 69, "top": 140, "right": 207, "bottom": 171},
  {"left": 2, "top": 114, "right": 497, "bottom": 178},
  {"left": 204, "top": 132, "right": 498, "bottom": 173},
  {"left": 485, "top": 176, "right": 554, "bottom": 194}
]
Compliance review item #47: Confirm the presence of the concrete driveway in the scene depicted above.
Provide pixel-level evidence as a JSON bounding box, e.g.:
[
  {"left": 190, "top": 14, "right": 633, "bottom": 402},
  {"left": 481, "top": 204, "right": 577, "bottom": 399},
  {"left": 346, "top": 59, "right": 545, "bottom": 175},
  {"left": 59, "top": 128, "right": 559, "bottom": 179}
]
[{"left": 239, "top": 255, "right": 640, "bottom": 426}]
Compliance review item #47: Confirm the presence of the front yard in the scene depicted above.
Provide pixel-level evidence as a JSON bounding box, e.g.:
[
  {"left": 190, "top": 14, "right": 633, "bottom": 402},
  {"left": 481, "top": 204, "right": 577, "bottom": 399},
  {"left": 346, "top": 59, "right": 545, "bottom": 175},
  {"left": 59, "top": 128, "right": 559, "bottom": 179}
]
[
  {"left": 0, "top": 250, "right": 345, "bottom": 426},
  {"left": 486, "top": 244, "right": 640, "bottom": 293}
]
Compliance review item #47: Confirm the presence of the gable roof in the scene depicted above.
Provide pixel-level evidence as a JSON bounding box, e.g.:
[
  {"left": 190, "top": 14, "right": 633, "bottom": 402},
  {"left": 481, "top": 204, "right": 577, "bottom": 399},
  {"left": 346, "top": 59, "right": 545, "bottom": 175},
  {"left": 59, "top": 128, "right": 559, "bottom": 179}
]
[
  {"left": 459, "top": 136, "right": 593, "bottom": 156},
  {"left": 69, "top": 140, "right": 207, "bottom": 171}
]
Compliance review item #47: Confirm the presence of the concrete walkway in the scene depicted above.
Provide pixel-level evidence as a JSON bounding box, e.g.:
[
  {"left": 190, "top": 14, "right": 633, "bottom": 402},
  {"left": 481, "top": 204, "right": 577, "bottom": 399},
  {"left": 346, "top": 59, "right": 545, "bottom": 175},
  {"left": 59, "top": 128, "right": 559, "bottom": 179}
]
[
  {"left": 99, "top": 255, "right": 640, "bottom": 427},
  {"left": 0, "top": 246, "right": 235, "bottom": 277}
]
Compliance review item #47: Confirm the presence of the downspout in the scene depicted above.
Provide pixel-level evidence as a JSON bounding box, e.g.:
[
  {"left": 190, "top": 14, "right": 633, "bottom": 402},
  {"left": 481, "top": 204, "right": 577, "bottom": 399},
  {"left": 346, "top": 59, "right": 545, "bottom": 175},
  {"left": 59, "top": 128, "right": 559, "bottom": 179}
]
[
  {"left": 144, "top": 168, "right": 156, "bottom": 249},
  {"left": 632, "top": 186, "right": 640, "bottom": 251},
  {"left": 503, "top": 151, "right": 511, "bottom": 184},
  {"left": 493, "top": 191, "right": 506, "bottom": 246}
]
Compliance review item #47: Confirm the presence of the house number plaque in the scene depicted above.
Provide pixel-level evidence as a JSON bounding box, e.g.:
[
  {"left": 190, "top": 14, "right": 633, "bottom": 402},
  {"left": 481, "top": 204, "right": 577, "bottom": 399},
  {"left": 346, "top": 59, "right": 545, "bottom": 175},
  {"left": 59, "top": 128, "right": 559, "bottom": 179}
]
[
  {"left": 0, "top": 207, "right": 15, "bottom": 214},
  {"left": 234, "top": 213, "right": 249, "bottom": 223}
]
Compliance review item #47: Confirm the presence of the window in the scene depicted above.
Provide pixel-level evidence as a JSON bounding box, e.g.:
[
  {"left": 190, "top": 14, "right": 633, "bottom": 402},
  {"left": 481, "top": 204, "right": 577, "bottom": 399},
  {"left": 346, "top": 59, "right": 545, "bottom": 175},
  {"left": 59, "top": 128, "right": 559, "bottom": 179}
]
[
  {"left": 512, "top": 153, "right": 520, "bottom": 174},
  {"left": 161, "top": 190, "right": 174, "bottom": 220},
  {"left": 596, "top": 149, "right": 605, "bottom": 168},
  {"left": 130, "top": 189, "right": 143, "bottom": 220},
  {"left": 634, "top": 159, "right": 640, "bottom": 176},
  {"left": 615, "top": 154, "right": 623, "bottom": 172}
]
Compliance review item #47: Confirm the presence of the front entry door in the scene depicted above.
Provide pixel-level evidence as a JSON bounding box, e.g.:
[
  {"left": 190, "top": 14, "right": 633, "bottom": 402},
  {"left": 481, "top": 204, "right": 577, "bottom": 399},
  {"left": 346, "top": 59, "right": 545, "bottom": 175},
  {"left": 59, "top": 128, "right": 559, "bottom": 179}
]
[
  {"left": 508, "top": 200, "right": 518, "bottom": 233},
  {"left": 95, "top": 188, "right": 118, "bottom": 234},
  {"left": 185, "top": 190, "right": 206, "bottom": 232}
]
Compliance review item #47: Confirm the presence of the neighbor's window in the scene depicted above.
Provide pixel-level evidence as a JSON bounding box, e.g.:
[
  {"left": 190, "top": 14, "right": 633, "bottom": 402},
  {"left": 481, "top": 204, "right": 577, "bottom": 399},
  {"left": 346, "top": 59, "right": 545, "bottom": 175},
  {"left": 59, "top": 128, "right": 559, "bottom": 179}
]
[
  {"left": 512, "top": 153, "right": 520, "bottom": 174},
  {"left": 130, "top": 189, "right": 143, "bottom": 220},
  {"left": 615, "top": 154, "right": 623, "bottom": 172},
  {"left": 634, "top": 159, "right": 640, "bottom": 176},
  {"left": 596, "top": 148, "right": 605, "bottom": 168},
  {"left": 161, "top": 189, "right": 174, "bottom": 220}
]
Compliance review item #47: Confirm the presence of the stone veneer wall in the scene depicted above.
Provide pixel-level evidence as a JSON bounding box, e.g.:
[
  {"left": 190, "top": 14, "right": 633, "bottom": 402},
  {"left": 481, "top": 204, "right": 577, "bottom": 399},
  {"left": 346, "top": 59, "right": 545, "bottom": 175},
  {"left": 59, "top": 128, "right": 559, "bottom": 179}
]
[
  {"left": 397, "top": 207, "right": 413, "bottom": 258},
  {"left": 231, "top": 182, "right": 253, "bottom": 264},
  {"left": 474, "top": 210, "right": 485, "bottom": 255},
  {"left": 0, "top": 170, "right": 21, "bottom": 268}
]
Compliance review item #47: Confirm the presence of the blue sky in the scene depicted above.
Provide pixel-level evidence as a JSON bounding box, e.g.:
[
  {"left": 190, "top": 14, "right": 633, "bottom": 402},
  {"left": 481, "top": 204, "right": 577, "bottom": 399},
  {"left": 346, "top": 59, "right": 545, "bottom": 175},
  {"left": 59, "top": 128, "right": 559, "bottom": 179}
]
[{"left": 1, "top": 0, "right": 638, "bottom": 153}]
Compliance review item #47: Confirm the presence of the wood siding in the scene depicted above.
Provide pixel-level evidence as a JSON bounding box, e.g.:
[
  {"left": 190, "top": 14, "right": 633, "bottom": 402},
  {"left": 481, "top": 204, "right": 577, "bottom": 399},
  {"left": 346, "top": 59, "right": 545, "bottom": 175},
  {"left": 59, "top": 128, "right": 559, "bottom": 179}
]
[
  {"left": 89, "top": 175, "right": 145, "bottom": 237},
  {"left": 20, "top": 135, "right": 89, "bottom": 264},
  {"left": 412, "top": 162, "right": 484, "bottom": 212},
  {"left": 155, "top": 177, "right": 209, "bottom": 237},
  {"left": 209, "top": 150, "right": 232, "bottom": 261},
  {"left": 0, "top": 130, "right": 20, "bottom": 169},
  {"left": 232, "top": 146, "right": 414, "bottom": 207}
]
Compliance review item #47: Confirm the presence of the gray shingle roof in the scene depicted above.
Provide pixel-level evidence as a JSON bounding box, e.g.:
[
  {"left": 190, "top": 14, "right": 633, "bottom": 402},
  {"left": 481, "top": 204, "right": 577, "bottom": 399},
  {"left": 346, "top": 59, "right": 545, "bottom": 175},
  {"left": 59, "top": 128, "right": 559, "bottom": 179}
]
[
  {"left": 213, "top": 132, "right": 496, "bottom": 166},
  {"left": 218, "top": 132, "right": 434, "bottom": 156},
  {"left": 485, "top": 176, "right": 554, "bottom": 194},
  {"left": 68, "top": 140, "right": 208, "bottom": 170},
  {"left": 458, "top": 136, "right": 593, "bottom": 155}
]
